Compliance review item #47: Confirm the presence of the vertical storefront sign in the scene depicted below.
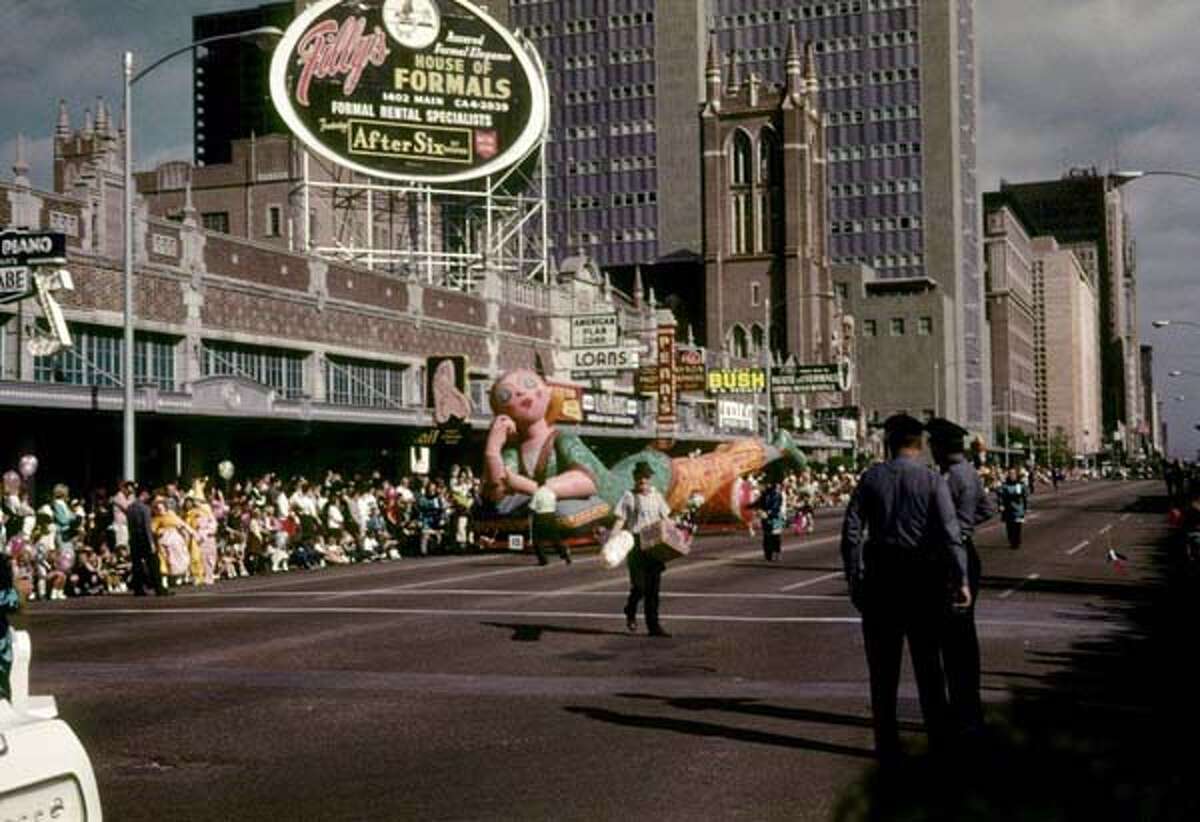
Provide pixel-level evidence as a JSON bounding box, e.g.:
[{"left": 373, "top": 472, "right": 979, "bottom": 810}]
[{"left": 656, "top": 326, "right": 676, "bottom": 427}]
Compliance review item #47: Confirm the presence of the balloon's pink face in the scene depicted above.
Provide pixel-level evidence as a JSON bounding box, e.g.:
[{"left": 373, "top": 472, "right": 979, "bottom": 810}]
[{"left": 490, "top": 369, "right": 550, "bottom": 426}]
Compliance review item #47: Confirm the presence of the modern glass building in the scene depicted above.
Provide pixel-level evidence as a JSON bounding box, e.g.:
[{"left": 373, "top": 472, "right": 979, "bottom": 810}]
[{"left": 505, "top": 0, "right": 986, "bottom": 431}]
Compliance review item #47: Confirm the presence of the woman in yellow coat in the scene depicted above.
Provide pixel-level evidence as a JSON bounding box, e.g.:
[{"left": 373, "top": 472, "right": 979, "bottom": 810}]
[{"left": 151, "top": 499, "right": 197, "bottom": 587}]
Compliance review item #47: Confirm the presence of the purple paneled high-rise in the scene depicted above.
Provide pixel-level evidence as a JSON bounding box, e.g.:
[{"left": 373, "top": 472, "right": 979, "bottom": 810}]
[{"left": 504, "top": 0, "right": 985, "bottom": 432}]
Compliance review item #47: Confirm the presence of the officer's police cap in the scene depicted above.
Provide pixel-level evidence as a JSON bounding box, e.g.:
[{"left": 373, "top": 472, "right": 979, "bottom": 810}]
[
  {"left": 925, "top": 417, "right": 969, "bottom": 444},
  {"left": 882, "top": 413, "right": 925, "bottom": 439}
]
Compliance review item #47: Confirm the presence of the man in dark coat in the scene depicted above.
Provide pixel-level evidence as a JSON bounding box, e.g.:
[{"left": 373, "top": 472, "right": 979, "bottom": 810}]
[
  {"left": 928, "top": 416, "right": 994, "bottom": 740},
  {"left": 841, "top": 414, "right": 969, "bottom": 762},
  {"left": 127, "top": 485, "right": 168, "bottom": 596}
]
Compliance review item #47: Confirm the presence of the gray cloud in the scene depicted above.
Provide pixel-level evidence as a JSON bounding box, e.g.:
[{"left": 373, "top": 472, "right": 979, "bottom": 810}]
[{"left": 980, "top": 0, "right": 1200, "bottom": 458}]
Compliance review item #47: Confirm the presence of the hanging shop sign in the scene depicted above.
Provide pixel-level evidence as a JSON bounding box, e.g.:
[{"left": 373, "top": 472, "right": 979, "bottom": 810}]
[
  {"left": 570, "top": 313, "right": 619, "bottom": 349},
  {"left": 270, "top": 0, "right": 549, "bottom": 184},
  {"left": 580, "top": 391, "right": 639, "bottom": 427},
  {"left": 717, "top": 400, "right": 757, "bottom": 432},
  {"left": 770, "top": 361, "right": 854, "bottom": 394},
  {"left": 707, "top": 367, "right": 766, "bottom": 395},
  {"left": 674, "top": 348, "right": 707, "bottom": 393},
  {"left": 656, "top": 326, "right": 677, "bottom": 426}
]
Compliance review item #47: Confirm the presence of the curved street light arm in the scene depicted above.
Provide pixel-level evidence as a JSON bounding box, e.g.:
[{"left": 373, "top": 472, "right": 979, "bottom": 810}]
[
  {"left": 131, "top": 26, "right": 283, "bottom": 86},
  {"left": 1111, "top": 169, "right": 1200, "bottom": 187}
]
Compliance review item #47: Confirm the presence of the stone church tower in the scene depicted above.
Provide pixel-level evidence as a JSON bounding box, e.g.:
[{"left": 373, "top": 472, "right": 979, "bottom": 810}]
[{"left": 701, "top": 29, "right": 839, "bottom": 369}]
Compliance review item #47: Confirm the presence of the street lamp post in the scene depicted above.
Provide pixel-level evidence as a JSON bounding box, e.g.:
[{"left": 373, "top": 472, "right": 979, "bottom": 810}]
[
  {"left": 122, "top": 26, "right": 282, "bottom": 482},
  {"left": 763, "top": 296, "right": 772, "bottom": 441}
]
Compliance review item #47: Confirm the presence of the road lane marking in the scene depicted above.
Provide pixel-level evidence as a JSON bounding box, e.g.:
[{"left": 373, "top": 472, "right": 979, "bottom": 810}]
[
  {"left": 1067, "top": 540, "right": 1089, "bottom": 556},
  {"left": 31, "top": 605, "right": 1107, "bottom": 632},
  {"left": 88, "top": 588, "right": 849, "bottom": 602},
  {"left": 220, "top": 551, "right": 516, "bottom": 594},
  {"left": 1098, "top": 524, "right": 1113, "bottom": 536},
  {"left": 1120, "top": 513, "right": 1131, "bottom": 522},
  {"left": 780, "top": 571, "right": 844, "bottom": 592},
  {"left": 999, "top": 573, "right": 1040, "bottom": 599}
]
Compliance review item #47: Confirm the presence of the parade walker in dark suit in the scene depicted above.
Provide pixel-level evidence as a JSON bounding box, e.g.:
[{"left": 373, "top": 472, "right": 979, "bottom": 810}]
[
  {"left": 840, "top": 414, "right": 970, "bottom": 761},
  {"left": 927, "top": 417, "right": 994, "bottom": 739}
]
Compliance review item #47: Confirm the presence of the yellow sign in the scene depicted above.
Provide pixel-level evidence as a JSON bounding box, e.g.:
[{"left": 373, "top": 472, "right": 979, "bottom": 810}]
[{"left": 707, "top": 368, "right": 766, "bottom": 394}]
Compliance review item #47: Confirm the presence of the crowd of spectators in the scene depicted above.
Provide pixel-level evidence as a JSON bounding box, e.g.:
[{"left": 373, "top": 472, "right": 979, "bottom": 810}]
[
  {"left": 1, "top": 467, "right": 486, "bottom": 601},
  {"left": 0, "top": 452, "right": 1140, "bottom": 602}
]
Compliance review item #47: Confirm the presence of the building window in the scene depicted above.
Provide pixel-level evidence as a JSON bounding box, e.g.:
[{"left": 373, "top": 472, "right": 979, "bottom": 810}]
[
  {"left": 750, "top": 282, "right": 761, "bottom": 306},
  {"left": 266, "top": 205, "right": 283, "bottom": 237},
  {"left": 730, "top": 325, "right": 749, "bottom": 359},
  {"left": 757, "top": 129, "right": 782, "bottom": 253},
  {"left": 202, "top": 212, "right": 230, "bottom": 234},
  {"left": 835, "top": 283, "right": 849, "bottom": 300},
  {"left": 201, "top": 340, "right": 305, "bottom": 399},
  {"left": 862, "top": 319, "right": 876, "bottom": 337},
  {"left": 918, "top": 317, "right": 933, "bottom": 335},
  {"left": 751, "top": 323, "right": 765, "bottom": 355},
  {"left": 34, "top": 325, "right": 177, "bottom": 390},
  {"left": 729, "top": 130, "right": 754, "bottom": 255},
  {"left": 890, "top": 318, "right": 905, "bottom": 336},
  {"left": 325, "top": 356, "right": 405, "bottom": 408}
]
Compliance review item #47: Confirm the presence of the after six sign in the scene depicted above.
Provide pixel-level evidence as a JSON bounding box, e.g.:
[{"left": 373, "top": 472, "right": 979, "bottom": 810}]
[{"left": 270, "top": 0, "right": 549, "bottom": 184}]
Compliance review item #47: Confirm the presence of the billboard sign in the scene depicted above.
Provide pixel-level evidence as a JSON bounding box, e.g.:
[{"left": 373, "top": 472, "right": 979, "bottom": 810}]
[
  {"left": 674, "top": 348, "right": 707, "bottom": 392},
  {"left": 771, "top": 361, "right": 853, "bottom": 394},
  {"left": 0, "top": 231, "right": 66, "bottom": 269},
  {"left": 580, "top": 391, "right": 639, "bottom": 427},
  {"left": 717, "top": 400, "right": 756, "bottom": 432},
  {"left": 270, "top": 0, "right": 549, "bottom": 184},
  {"left": 570, "top": 313, "right": 619, "bottom": 348},
  {"left": 553, "top": 346, "right": 640, "bottom": 377},
  {"left": 707, "top": 367, "right": 766, "bottom": 394},
  {"left": 656, "top": 325, "right": 676, "bottom": 426}
]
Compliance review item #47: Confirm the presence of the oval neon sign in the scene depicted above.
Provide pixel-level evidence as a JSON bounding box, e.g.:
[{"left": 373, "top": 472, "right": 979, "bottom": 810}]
[{"left": 269, "top": 0, "right": 548, "bottom": 184}]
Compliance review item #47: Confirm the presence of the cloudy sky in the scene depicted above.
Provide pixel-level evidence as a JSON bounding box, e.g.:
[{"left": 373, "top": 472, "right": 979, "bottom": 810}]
[{"left": 1, "top": 0, "right": 1198, "bottom": 457}]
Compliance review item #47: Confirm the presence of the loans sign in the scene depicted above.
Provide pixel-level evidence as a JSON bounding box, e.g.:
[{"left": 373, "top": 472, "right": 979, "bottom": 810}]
[{"left": 270, "top": 0, "right": 548, "bottom": 183}]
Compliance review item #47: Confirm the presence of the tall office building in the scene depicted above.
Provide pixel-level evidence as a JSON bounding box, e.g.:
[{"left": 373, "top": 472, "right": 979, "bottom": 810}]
[
  {"left": 192, "top": 2, "right": 294, "bottom": 166},
  {"left": 506, "top": 0, "right": 987, "bottom": 432},
  {"left": 987, "top": 169, "right": 1142, "bottom": 450}
]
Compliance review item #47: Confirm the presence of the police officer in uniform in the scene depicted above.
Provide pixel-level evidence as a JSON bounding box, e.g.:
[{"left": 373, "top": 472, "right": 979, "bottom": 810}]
[
  {"left": 841, "top": 414, "right": 970, "bottom": 762},
  {"left": 927, "top": 417, "right": 994, "bottom": 740}
]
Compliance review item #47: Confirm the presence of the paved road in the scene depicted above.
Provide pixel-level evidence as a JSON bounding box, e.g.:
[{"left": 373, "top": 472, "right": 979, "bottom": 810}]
[{"left": 16, "top": 479, "right": 1163, "bottom": 821}]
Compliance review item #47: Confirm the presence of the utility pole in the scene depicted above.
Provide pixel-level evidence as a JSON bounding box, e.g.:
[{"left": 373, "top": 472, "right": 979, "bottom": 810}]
[{"left": 763, "top": 295, "right": 772, "bottom": 441}]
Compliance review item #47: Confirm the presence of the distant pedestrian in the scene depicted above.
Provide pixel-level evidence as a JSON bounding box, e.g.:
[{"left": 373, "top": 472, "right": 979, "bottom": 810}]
[
  {"left": 750, "top": 469, "right": 786, "bottom": 561},
  {"left": 997, "top": 468, "right": 1028, "bottom": 549},
  {"left": 840, "top": 414, "right": 969, "bottom": 762},
  {"left": 928, "top": 417, "right": 994, "bottom": 741},
  {"left": 613, "top": 461, "right": 673, "bottom": 637}
]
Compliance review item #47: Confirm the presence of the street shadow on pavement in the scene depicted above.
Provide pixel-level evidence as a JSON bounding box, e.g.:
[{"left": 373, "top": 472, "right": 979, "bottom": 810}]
[
  {"left": 613, "top": 693, "right": 917, "bottom": 732},
  {"left": 563, "top": 706, "right": 875, "bottom": 759},
  {"left": 480, "top": 621, "right": 633, "bottom": 642},
  {"left": 832, "top": 493, "right": 1200, "bottom": 821}
]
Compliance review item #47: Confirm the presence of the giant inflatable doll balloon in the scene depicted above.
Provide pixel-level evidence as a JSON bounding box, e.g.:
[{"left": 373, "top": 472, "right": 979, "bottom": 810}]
[{"left": 481, "top": 368, "right": 805, "bottom": 533}]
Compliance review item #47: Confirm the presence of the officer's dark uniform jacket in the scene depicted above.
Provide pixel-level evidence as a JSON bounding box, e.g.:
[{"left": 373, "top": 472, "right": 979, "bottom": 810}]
[
  {"left": 840, "top": 455, "right": 966, "bottom": 594},
  {"left": 943, "top": 454, "right": 994, "bottom": 543}
]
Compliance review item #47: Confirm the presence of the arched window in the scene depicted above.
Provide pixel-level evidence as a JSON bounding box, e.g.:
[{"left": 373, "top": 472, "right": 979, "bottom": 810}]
[
  {"left": 757, "top": 128, "right": 783, "bottom": 253},
  {"left": 729, "top": 324, "right": 749, "bottom": 359},
  {"left": 729, "top": 130, "right": 754, "bottom": 254},
  {"left": 731, "top": 130, "right": 753, "bottom": 185},
  {"left": 751, "top": 323, "right": 766, "bottom": 356}
]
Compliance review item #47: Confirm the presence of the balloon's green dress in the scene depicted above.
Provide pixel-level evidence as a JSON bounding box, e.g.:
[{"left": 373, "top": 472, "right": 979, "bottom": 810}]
[{"left": 494, "top": 431, "right": 672, "bottom": 531}]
